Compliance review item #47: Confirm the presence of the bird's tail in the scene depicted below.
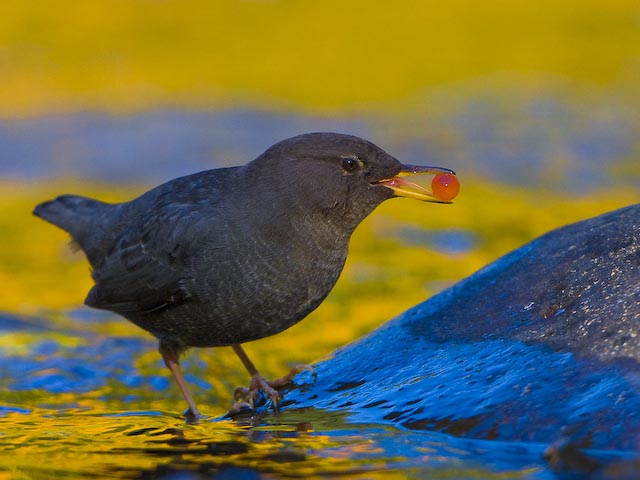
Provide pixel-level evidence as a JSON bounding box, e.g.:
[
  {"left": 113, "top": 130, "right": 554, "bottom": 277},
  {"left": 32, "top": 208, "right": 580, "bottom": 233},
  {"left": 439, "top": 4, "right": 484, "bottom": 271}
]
[{"left": 33, "top": 194, "right": 115, "bottom": 265}]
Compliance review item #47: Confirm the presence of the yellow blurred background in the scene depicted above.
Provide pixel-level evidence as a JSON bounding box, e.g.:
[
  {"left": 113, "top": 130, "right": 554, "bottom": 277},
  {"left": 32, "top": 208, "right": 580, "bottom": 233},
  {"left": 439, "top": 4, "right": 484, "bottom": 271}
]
[
  {"left": 1, "top": 0, "right": 639, "bottom": 116},
  {"left": 2, "top": 5, "right": 640, "bottom": 476},
  {"left": 1, "top": 0, "right": 639, "bottom": 376}
]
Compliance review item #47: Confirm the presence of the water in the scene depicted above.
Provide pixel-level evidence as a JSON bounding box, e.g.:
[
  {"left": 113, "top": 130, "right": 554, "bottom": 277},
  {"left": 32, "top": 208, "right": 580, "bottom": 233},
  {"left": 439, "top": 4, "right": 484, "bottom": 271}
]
[
  {"left": 1, "top": 95, "right": 639, "bottom": 478},
  {"left": 0, "top": 311, "right": 553, "bottom": 479},
  {"left": 1, "top": 408, "right": 552, "bottom": 479},
  {"left": 1, "top": 95, "right": 638, "bottom": 192}
]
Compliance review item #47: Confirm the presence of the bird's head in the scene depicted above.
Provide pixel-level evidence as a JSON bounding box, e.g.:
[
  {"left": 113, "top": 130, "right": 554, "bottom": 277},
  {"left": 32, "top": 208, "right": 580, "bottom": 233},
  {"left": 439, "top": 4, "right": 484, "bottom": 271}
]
[{"left": 246, "top": 132, "right": 458, "bottom": 232}]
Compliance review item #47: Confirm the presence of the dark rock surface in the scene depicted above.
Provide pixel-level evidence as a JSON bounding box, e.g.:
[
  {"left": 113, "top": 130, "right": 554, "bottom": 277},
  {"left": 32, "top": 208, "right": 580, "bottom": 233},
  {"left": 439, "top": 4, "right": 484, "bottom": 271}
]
[{"left": 286, "top": 203, "right": 640, "bottom": 451}]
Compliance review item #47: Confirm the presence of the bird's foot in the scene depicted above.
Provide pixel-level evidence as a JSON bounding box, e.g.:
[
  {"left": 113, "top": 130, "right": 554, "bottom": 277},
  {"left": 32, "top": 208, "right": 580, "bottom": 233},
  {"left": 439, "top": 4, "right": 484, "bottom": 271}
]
[
  {"left": 184, "top": 407, "right": 204, "bottom": 424},
  {"left": 233, "top": 373, "right": 282, "bottom": 411},
  {"left": 233, "top": 364, "right": 316, "bottom": 413},
  {"left": 267, "top": 364, "right": 316, "bottom": 389}
]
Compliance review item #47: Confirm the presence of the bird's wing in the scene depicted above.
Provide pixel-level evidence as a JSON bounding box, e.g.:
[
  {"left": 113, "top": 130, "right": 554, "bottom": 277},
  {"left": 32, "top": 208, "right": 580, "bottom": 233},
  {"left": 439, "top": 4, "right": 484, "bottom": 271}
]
[{"left": 85, "top": 201, "right": 224, "bottom": 315}]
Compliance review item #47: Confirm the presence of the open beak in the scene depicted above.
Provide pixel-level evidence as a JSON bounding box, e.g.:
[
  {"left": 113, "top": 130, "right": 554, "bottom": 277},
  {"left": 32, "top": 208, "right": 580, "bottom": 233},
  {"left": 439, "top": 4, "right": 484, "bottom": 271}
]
[{"left": 375, "top": 164, "right": 457, "bottom": 203}]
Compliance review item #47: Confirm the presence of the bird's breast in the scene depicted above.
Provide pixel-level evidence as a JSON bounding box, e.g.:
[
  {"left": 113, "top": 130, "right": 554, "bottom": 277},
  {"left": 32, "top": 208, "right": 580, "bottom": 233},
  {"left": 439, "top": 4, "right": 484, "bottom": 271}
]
[{"left": 190, "top": 220, "right": 350, "bottom": 344}]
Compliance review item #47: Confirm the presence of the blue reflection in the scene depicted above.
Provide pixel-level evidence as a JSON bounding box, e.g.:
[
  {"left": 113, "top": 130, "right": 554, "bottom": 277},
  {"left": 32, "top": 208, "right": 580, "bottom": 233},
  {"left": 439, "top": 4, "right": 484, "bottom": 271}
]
[
  {"left": 394, "top": 227, "right": 477, "bottom": 254},
  {"left": 0, "top": 98, "right": 637, "bottom": 192}
]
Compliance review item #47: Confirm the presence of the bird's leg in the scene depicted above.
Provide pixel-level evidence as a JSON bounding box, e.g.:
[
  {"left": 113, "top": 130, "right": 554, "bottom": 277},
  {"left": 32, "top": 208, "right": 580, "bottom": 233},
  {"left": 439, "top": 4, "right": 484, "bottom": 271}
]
[
  {"left": 231, "top": 344, "right": 315, "bottom": 411},
  {"left": 231, "top": 344, "right": 280, "bottom": 407},
  {"left": 159, "top": 341, "right": 201, "bottom": 422}
]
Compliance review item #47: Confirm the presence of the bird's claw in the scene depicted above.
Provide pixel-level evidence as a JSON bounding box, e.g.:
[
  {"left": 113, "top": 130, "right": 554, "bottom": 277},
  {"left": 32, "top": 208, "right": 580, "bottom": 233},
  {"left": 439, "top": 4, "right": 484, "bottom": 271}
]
[
  {"left": 227, "top": 400, "right": 255, "bottom": 418},
  {"left": 231, "top": 365, "right": 315, "bottom": 414},
  {"left": 234, "top": 373, "right": 281, "bottom": 410},
  {"left": 268, "top": 364, "right": 316, "bottom": 388}
]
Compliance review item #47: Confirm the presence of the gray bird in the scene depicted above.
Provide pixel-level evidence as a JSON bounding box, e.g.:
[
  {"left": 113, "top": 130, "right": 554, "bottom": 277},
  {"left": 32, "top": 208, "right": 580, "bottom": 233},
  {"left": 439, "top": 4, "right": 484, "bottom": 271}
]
[{"left": 33, "top": 132, "right": 456, "bottom": 420}]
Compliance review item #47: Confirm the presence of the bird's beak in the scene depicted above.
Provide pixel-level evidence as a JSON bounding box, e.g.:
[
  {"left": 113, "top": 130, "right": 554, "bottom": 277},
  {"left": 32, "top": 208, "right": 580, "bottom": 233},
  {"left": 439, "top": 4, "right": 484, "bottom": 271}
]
[{"left": 375, "top": 164, "right": 457, "bottom": 203}]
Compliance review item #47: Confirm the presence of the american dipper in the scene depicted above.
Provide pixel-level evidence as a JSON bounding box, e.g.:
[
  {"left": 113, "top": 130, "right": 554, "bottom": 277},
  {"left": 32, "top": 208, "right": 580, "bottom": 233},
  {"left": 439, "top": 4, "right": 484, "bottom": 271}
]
[{"left": 33, "top": 132, "right": 457, "bottom": 420}]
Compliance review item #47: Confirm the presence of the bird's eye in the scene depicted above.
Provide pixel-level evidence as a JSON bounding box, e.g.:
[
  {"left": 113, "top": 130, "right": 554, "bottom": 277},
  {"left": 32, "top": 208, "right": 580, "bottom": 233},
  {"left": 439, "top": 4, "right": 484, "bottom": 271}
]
[{"left": 341, "top": 156, "right": 363, "bottom": 174}]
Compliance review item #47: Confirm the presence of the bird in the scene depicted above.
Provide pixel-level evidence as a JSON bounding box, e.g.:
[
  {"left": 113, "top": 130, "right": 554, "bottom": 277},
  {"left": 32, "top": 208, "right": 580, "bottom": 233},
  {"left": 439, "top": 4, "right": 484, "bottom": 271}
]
[{"left": 33, "top": 132, "right": 457, "bottom": 421}]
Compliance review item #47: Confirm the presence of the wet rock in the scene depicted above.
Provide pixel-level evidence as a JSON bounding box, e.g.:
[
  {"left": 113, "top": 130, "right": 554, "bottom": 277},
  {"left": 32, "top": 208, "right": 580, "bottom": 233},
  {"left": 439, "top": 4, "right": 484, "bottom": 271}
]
[{"left": 287, "top": 203, "right": 640, "bottom": 451}]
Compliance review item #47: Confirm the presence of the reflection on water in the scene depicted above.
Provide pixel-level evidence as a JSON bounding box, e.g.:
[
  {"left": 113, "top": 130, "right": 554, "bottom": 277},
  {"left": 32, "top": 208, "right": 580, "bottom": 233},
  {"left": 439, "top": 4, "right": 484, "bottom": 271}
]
[
  {"left": 1, "top": 94, "right": 639, "bottom": 477},
  {"left": 0, "top": 307, "right": 554, "bottom": 479},
  {"left": 392, "top": 226, "right": 477, "bottom": 255},
  {"left": 1, "top": 93, "right": 638, "bottom": 193},
  {"left": 2, "top": 404, "right": 550, "bottom": 479},
  {"left": 2, "top": 306, "right": 636, "bottom": 479}
]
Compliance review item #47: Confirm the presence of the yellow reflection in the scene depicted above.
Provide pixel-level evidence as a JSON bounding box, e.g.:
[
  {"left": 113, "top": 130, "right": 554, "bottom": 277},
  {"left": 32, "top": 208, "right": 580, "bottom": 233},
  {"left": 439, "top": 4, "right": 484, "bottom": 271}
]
[
  {"left": 3, "top": 177, "right": 637, "bottom": 383},
  {"left": 0, "top": 1, "right": 639, "bottom": 116},
  {"left": 222, "top": 179, "right": 638, "bottom": 377}
]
